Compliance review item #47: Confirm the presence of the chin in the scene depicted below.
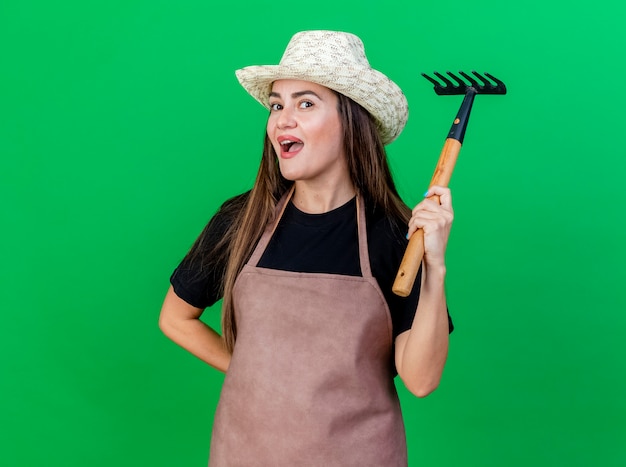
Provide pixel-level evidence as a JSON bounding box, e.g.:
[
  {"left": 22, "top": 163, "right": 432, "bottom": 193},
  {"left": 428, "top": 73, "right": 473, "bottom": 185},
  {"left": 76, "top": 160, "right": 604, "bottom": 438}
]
[
  {"left": 278, "top": 165, "right": 303, "bottom": 182},
  {"left": 280, "top": 173, "right": 301, "bottom": 183}
]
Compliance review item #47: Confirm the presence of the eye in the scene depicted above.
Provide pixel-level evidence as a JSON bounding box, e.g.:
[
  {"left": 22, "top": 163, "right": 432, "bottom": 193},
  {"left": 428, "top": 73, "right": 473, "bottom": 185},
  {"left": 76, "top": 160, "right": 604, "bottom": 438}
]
[
  {"left": 269, "top": 102, "right": 283, "bottom": 111},
  {"left": 298, "top": 100, "right": 314, "bottom": 109}
]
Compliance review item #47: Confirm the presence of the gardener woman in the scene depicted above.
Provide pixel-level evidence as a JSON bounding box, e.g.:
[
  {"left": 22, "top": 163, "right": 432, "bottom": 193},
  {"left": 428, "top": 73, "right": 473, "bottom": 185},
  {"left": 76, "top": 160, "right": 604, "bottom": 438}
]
[{"left": 159, "top": 30, "right": 454, "bottom": 466}]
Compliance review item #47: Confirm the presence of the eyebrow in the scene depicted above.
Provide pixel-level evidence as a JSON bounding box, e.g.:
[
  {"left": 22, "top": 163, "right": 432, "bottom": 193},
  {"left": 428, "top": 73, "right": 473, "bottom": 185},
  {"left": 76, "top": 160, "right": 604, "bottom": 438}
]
[{"left": 269, "top": 90, "right": 323, "bottom": 100}]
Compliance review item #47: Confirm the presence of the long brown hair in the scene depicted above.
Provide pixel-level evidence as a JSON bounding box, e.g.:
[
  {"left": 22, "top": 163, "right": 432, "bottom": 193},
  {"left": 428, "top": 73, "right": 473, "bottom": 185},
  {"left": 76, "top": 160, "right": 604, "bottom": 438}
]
[{"left": 189, "top": 92, "right": 411, "bottom": 353}]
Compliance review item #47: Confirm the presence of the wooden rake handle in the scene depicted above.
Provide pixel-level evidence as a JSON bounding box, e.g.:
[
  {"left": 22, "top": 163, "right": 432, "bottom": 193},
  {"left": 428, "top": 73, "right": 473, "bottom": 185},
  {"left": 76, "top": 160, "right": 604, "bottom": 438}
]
[{"left": 392, "top": 138, "right": 461, "bottom": 297}]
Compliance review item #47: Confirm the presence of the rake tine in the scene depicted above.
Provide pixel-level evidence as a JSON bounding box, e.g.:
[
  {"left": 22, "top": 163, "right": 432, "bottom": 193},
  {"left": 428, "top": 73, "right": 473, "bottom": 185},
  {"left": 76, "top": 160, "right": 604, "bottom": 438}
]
[
  {"left": 434, "top": 71, "right": 455, "bottom": 88},
  {"left": 421, "top": 72, "right": 442, "bottom": 88},
  {"left": 446, "top": 71, "right": 468, "bottom": 88},
  {"left": 467, "top": 71, "right": 505, "bottom": 93},
  {"left": 459, "top": 71, "right": 481, "bottom": 89},
  {"left": 484, "top": 72, "right": 507, "bottom": 93},
  {"left": 470, "top": 71, "right": 492, "bottom": 88}
]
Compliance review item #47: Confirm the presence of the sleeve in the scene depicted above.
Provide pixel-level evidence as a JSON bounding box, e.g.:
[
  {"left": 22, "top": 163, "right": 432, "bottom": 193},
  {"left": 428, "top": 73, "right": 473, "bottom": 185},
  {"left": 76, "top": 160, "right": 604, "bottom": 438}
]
[
  {"left": 169, "top": 194, "right": 246, "bottom": 309},
  {"left": 369, "top": 215, "right": 454, "bottom": 338},
  {"left": 170, "top": 257, "right": 224, "bottom": 309}
]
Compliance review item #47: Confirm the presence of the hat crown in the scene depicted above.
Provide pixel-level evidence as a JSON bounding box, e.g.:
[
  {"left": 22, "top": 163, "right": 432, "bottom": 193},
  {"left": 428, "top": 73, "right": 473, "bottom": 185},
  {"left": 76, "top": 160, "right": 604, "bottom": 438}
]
[{"left": 279, "top": 31, "right": 371, "bottom": 70}]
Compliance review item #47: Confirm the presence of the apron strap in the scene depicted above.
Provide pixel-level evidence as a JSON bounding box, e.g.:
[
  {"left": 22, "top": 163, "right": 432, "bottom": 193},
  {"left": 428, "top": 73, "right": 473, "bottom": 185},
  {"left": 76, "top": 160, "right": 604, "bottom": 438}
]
[
  {"left": 356, "top": 194, "right": 373, "bottom": 279},
  {"left": 247, "top": 186, "right": 295, "bottom": 267}
]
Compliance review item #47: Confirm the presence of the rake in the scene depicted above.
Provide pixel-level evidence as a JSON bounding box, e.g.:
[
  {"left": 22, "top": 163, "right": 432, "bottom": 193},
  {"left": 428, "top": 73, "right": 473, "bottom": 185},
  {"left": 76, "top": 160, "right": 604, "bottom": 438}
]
[{"left": 392, "top": 71, "right": 507, "bottom": 297}]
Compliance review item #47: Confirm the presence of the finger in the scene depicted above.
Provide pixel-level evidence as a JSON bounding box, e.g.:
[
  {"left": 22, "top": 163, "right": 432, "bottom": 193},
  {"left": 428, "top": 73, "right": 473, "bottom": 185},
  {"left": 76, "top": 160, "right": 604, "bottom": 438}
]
[
  {"left": 406, "top": 214, "right": 436, "bottom": 237},
  {"left": 410, "top": 205, "right": 454, "bottom": 227},
  {"left": 410, "top": 210, "right": 444, "bottom": 224},
  {"left": 412, "top": 198, "right": 448, "bottom": 216},
  {"left": 409, "top": 216, "right": 451, "bottom": 236},
  {"left": 407, "top": 211, "right": 453, "bottom": 239},
  {"left": 406, "top": 221, "right": 419, "bottom": 240},
  {"left": 424, "top": 185, "right": 452, "bottom": 208},
  {"left": 424, "top": 185, "right": 450, "bottom": 197}
]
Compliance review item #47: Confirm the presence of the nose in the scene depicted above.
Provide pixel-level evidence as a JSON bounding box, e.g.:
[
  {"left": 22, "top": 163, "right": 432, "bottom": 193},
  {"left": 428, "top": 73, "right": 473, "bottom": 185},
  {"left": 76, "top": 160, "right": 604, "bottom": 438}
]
[{"left": 276, "top": 106, "right": 296, "bottom": 129}]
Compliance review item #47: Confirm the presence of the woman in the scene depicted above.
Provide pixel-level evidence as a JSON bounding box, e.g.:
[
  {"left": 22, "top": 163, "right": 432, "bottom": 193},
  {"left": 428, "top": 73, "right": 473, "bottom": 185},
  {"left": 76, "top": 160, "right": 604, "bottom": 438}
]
[{"left": 160, "top": 30, "right": 454, "bottom": 466}]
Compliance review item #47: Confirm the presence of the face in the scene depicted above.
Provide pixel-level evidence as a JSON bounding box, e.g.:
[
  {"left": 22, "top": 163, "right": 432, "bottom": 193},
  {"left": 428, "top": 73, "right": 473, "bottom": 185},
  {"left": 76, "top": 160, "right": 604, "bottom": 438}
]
[{"left": 267, "top": 80, "right": 348, "bottom": 186}]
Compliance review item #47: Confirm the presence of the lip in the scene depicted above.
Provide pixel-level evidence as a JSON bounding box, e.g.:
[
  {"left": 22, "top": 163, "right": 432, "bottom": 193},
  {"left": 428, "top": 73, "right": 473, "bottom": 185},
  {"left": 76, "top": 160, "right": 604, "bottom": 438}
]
[{"left": 276, "top": 135, "right": 304, "bottom": 159}]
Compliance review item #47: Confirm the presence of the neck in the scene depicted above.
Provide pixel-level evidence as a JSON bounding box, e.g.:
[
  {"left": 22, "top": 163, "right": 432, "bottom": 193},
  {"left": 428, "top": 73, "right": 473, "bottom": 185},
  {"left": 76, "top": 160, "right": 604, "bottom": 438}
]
[{"left": 291, "top": 180, "right": 356, "bottom": 214}]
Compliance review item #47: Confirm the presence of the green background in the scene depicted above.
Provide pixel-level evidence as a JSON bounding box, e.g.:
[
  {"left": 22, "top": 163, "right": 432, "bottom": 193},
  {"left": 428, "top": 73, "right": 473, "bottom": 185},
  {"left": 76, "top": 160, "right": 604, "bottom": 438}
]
[{"left": 1, "top": 0, "right": 625, "bottom": 465}]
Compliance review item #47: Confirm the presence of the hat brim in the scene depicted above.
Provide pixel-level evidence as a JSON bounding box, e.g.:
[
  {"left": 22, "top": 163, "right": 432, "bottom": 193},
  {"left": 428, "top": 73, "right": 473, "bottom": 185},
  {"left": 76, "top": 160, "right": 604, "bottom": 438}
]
[{"left": 236, "top": 64, "right": 408, "bottom": 145}]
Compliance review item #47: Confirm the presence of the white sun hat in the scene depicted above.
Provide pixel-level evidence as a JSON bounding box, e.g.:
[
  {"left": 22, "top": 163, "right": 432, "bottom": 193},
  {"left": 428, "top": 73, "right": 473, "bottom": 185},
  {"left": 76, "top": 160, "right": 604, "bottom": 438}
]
[{"left": 235, "top": 30, "right": 409, "bottom": 145}]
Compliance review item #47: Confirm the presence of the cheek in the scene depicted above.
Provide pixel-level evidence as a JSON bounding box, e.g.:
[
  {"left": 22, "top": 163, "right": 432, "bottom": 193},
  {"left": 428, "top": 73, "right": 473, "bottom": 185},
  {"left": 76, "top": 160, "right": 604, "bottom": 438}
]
[
  {"left": 323, "top": 119, "right": 344, "bottom": 151},
  {"left": 266, "top": 116, "right": 275, "bottom": 135},
  {"left": 313, "top": 114, "right": 341, "bottom": 145},
  {"left": 266, "top": 119, "right": 279, "bottom": 152}
]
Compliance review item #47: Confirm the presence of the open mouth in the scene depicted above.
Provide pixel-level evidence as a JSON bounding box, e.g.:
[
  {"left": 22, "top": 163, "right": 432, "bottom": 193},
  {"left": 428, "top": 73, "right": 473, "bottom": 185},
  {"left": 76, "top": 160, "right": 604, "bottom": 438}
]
[
  {"left": 279, "top": 139, "right": 304, "bottom": 153},
  {"left": 280, "top": 140, "right": 304, "bottom": 152}
]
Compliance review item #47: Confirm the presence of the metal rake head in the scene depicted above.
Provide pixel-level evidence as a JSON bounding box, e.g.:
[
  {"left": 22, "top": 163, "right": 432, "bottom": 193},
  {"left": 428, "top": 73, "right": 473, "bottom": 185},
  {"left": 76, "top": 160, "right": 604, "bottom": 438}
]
[{"left": 422, "top": 71, "right": 507, "bottom": 95}]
